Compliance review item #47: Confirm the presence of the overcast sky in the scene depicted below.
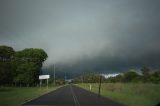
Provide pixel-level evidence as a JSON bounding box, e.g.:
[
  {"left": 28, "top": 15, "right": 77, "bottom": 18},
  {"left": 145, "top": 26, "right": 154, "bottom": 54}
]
[{"left": 0, "top": 0, "right": 160, "bottom": 73}]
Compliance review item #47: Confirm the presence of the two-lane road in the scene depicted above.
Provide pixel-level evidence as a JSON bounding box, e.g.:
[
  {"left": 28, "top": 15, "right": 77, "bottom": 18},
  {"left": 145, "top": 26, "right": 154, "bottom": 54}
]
[{"left": 23, "top": 85, "right": 124, "bottom": 106}]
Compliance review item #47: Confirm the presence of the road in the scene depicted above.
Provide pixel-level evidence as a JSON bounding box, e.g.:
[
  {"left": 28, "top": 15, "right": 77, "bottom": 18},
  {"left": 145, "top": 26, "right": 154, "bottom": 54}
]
[{"left": 23, "top": 84, "right": 124, "bottom": 106}]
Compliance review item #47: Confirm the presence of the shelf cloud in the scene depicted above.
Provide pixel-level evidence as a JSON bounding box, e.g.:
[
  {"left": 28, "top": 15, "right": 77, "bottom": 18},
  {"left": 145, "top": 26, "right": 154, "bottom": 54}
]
[{"left": 0, "top": 0, "right": 160, "bottom": 73}]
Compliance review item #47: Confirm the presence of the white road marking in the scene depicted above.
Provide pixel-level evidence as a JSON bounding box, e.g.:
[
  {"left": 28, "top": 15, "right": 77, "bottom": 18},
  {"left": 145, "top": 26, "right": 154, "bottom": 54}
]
[{"left": 70, "top": 85, "right": 81, "bottom": 106}]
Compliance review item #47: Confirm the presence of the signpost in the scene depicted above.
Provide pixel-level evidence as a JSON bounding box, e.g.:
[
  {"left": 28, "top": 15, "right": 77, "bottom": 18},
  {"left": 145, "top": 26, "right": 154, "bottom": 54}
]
[{"left": 39, "top": 75, "right": 50, "bottom": 89}]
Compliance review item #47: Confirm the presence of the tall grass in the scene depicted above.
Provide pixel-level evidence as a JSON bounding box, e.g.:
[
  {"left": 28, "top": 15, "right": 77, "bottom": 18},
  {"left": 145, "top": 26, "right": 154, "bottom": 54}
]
[{"left": 78, "top": 83, "right": 160, "bottom": 106}]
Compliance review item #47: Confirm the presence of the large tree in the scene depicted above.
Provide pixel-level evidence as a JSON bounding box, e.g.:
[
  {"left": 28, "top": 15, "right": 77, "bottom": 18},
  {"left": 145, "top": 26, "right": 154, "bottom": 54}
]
[
  {"left": 0, "top": 45, "right": 15, "bottom": 85},
  {"left": 141, "top": 66, "right": 150, "bottom": 76},
  {"left": 14, "top": 62, "right": 39, "bottom": 86},
  {"left": 141, "top": 66, "right": 150, "bottom": 82},
  {"left": 0, "top": 45, "right": 14, "bottom": 61},
  {"left": 122, "top": 71, "right": 139, "bottom": 82},
  {"left": 13, "top": 48, "right": 48, "bottom": 85},
  {"left": 14, "top": 48, "right": 47, "bottom": 66}
]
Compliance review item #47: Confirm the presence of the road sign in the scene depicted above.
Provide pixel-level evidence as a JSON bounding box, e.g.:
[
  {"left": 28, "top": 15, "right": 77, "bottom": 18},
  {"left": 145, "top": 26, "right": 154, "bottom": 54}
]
[
  {"left": 39, "top": 75, "right": 50, "bottom": 79},
  {"left": 39, "top": 75, "right": 50, "bottom": 89}
]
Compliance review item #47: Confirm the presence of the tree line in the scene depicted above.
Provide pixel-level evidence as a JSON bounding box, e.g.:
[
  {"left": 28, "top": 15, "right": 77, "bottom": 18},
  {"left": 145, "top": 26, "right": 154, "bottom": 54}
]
[
  {"left": 0, "top": 45, "right": 48, "bottom": 86},
  {"left": 106, "top": 67, "right": 160, "bottom": 83},
  {"left": 72, "top": 73, "right": 106, "bottom": 83},
  {"left": 72, "top": 66, "right": 160, "bottom": 84}
]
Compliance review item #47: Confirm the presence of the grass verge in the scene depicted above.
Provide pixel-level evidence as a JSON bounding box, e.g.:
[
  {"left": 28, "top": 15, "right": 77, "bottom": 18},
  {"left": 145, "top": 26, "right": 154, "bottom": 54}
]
[
  {"left": 0, "top": 85, "right": 63, "bottom": 106},
  {"left": 77, "top": 83, "right": 160, "bottom": 106}
]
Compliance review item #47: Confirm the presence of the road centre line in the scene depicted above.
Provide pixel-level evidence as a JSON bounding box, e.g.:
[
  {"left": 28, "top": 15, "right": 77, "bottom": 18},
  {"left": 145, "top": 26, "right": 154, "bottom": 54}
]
[{"left": 70, "top": 85, "right": 80, "bottom": 106}]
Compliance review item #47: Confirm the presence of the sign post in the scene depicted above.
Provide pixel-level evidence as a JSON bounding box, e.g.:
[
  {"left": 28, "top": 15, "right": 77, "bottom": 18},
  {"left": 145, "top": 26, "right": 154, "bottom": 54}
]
[
  {"left": 47, "top": 79, "right": 48, "bottom": 89},
  {"left": 39, "top": 75, "right": 50, "bottom": 89},
  {"left": 40, "top": 79, "right": 42, "bottom": 89}
]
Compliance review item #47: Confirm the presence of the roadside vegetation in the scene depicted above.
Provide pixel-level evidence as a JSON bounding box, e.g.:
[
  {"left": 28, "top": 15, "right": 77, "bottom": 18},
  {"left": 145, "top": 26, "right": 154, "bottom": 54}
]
[
  {"left": 73, "top": 67, "right": 160, "bottom": 106},
  {"left": 77, "top": 83, "right": 160, "bottom": 106},
  {"left": 72, "top": 67, "right": 160, "bottom": 84}
]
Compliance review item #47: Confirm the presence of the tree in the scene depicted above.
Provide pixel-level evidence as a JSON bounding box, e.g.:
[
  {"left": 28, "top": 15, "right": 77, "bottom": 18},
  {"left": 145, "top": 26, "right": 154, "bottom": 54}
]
[
  {"left": 13, "top": 48, "right": 48, "bottom": 86},
  {"left": 141, "top": 66, "right": 150, "bottom": 76},
  {"left": 14, "top": 48, "right": 47, "bottom": 66},
  {"left": 150, "top": 71, "right": 160, "bottom": 84},
  {"left": 122, "top": 71, "right": 139, "bottom": 82},
  {"left": 0, "top": 45, "right": 15, "bottom": 85},
  {"left": 0, "top": 45, "right": 14, "bottom": 61},
  {"left": 72, "top": 73, "right": 105, "bottom": 83},
  {"left": 0, "top": 45, "right": 48, "bottom": 86},
  {"left": 0, "top": 62, "right": 14, "bottom": 85},
  {"left": 141, "top": 66, "right": 150, "bottom": 82},
  {"left": 106, "top": 74, "right": 123, "bottom": 83},
  {"left": 14, "top": 62, "right": 39, "bottom": 86}
]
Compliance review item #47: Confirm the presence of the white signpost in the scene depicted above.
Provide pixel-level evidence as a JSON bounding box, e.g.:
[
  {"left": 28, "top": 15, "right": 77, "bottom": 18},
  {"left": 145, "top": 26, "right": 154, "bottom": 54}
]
[{"left": 39, "top": 75, "right": 50, "bottom": 89}]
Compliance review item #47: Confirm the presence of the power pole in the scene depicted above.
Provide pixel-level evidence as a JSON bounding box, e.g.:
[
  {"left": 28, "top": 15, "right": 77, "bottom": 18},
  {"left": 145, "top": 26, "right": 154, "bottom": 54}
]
[
  {"left": 98, "top": 75, "right": 102, "bottom": 96},
  {"left": 65, "top": 72, "right": 66, "bottom": 84},
  {"left": 54, "top": 64, "right": 56, "bottom": 85}
]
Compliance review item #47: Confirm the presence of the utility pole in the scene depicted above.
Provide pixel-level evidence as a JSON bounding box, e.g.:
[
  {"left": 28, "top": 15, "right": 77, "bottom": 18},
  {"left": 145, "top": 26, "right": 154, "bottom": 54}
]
[
  {"left": 54, "top": 64, "right": 56, "bottom": 85},
  {"left": 98, "top": 75, "right": 102, "bottom": 96},
  {"left": 64, "top": 72, "right": 67, "bottom": 84}
]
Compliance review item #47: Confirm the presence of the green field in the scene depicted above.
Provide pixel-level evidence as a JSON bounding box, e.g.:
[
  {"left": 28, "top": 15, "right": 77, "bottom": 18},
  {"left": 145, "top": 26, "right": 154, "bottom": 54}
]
[
  {"left": 0, "top": 86, "right": 62, "bottom": 106},
  {"left": 77, "top": 83, "right": 160, "bottom": 106}
]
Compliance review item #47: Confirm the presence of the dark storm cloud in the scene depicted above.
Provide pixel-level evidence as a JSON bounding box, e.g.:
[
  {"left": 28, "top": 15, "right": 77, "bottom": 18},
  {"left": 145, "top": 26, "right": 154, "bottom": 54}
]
[{"left": 0, "top": 0, "right": 160, "bottom": 73}]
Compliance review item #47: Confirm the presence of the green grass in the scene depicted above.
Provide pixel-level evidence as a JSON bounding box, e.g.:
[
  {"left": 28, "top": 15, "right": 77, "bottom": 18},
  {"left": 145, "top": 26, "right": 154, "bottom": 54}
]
[
  {"left": 0, "top": 85, "right": 62, "bottom": 106},
  {"left": 77, "top": 83, "right": 160, "bottom": 106}
]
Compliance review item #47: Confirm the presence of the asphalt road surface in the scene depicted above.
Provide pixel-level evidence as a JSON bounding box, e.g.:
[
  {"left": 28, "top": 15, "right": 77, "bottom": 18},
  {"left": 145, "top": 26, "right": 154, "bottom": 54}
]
[{"left": 23, "top": 84, "right": 124, "bottom": 106}]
